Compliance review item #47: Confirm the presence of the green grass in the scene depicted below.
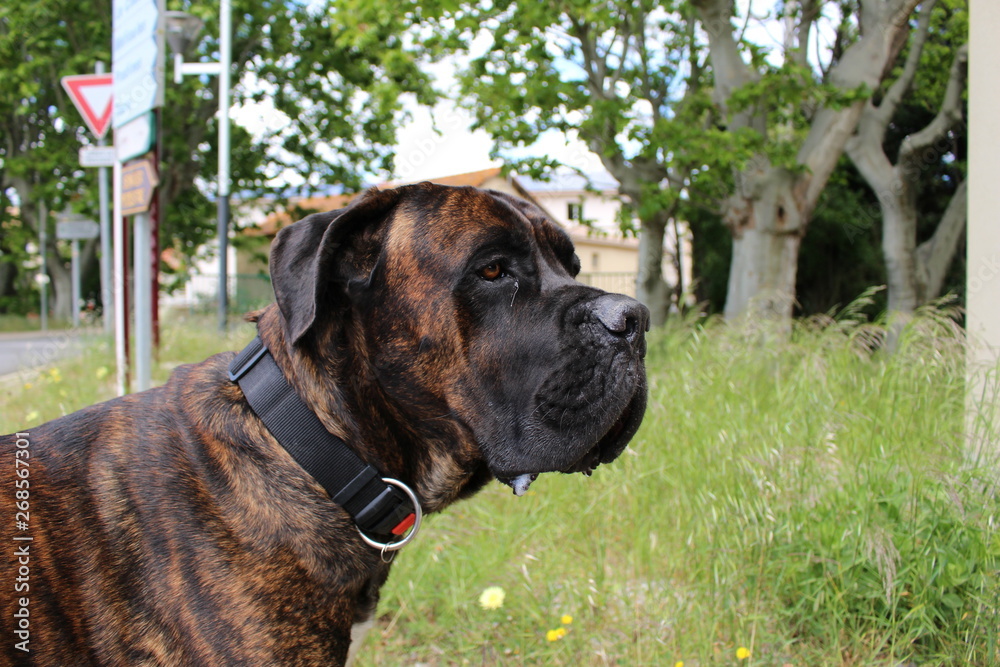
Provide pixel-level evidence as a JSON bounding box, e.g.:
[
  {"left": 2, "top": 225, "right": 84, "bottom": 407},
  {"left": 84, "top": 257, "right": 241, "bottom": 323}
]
[
  {"left": 1, "top": 305, "right": 997, "bottom": 665},
  {"left": 0, "top": 314, "right": 76, "bottom": 333}
]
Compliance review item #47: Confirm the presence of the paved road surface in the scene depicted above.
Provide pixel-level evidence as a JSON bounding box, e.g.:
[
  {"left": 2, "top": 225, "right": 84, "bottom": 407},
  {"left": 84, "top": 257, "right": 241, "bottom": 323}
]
[{"left": 0, "top": 331, "right": 85, "bottom": 379}]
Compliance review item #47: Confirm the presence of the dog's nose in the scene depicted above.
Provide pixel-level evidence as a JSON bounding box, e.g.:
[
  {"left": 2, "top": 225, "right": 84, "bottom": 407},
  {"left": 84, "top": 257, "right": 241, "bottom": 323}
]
[{"left": 591, "top": 293, "right": 649, "bottom": 351}]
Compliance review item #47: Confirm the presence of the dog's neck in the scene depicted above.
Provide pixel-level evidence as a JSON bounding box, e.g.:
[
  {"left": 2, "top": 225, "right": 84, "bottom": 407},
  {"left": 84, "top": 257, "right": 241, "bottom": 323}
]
[{"left": 250, "top": 305, "right": 491, "bottom": 514}]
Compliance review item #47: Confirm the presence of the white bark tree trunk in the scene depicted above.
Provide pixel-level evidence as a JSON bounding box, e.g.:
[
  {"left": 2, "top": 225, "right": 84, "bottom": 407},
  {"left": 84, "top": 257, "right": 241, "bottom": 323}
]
[
  {"left": 694, "top": 0, "right": 923, "bottom": 321},
  {"left": 47, "top": 248, "right": 72, "bottom": 322},
  {"left": 593, "top": 150, "right": 675, "bottom": 324},
  {"left": 636, "top": 211, "right": 672, "bottom": 326},
  {"left": 918, "top": 179, "right": 967, "bottom": 301},
  {"left": 881, "top": 201, "right": 922, "bottom": 316},
  {"left": 722, "top": 166, "right": 804, "bottom": 319},
  {"left": 846, "top": 12, "right": 968, "bottom": 323}
]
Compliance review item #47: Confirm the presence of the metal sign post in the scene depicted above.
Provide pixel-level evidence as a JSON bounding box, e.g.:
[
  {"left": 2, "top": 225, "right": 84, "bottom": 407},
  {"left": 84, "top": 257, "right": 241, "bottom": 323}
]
[
  {"left": 55, "top": 215, "right": 100, "bottom": 328},
  {"left": 112, "top": 160, "right": 128, "bottom": 395},
  {"left": 91, "top": 61, "right": 114, "bottom": 336},
  {"left": 62, "top": 62, "right": 116, "bottom": 334},
  {"left": 113, "top": 0, "right": 164, "bottom": 393},
  {"left": 120, "top": 154, "right": 159, "bottom": 391},
  {"left": 165, "top": 1, "right": 232, "bottom": 332}
]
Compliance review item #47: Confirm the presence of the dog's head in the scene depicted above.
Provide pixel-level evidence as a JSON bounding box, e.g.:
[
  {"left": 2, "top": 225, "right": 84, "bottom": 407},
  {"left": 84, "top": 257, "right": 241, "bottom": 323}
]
[{"left": 267, "top": 182, "right": 648, "bottom": 499}]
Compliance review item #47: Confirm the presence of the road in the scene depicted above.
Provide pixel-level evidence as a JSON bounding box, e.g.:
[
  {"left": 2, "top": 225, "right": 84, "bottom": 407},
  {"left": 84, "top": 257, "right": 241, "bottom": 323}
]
[{"left": 0, "top": 331, "right": 86, "bottom": 379}]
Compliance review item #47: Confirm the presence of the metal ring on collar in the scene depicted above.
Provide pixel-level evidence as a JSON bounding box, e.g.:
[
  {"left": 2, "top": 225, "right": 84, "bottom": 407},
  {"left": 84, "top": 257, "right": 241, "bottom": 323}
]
[{"left": 357, "top": 478, "right": 423, "bottom": 553}]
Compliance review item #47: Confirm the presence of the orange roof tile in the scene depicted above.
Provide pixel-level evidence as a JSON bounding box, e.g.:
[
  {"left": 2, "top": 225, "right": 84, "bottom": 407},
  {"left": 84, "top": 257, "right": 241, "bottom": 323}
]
[
  {"left": 395, "top": 167, "right": 504, "bottom": 189},
  {"left": 248, "top": 193, "right": 359, "bottom": 238}
]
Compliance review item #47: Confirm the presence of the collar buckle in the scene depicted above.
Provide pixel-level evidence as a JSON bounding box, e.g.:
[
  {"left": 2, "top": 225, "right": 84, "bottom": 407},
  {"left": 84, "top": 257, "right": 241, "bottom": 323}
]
[{"left": 356, "top": 478, "right": 423, "bottom": 553}]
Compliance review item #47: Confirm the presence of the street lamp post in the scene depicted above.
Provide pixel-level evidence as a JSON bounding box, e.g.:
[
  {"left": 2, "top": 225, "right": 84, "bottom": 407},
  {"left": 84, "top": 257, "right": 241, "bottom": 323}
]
[{"left": 164, "top": 1, "right": 232, "bottom": 332}]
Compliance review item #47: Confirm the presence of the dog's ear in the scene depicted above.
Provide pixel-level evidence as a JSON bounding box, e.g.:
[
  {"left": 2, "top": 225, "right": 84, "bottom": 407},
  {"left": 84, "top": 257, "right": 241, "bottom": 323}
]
[{"left": 269, "top": 187, "right": 404, "bottom": 346}]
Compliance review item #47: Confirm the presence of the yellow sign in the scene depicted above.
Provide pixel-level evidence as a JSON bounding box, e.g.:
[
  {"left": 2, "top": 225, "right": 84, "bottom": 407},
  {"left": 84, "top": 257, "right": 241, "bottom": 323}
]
[{"left": 121, "top": 158, "right": 159, "bottom": 216}]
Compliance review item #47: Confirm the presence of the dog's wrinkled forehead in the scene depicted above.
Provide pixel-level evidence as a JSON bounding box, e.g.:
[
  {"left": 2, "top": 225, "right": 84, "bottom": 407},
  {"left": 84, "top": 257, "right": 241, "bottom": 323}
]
[
  {"left": 384, "top": 186, "right": 580, "bottom": 277},
  {"left": 269, "top": 183, "right": 581, "bottom": 346}
]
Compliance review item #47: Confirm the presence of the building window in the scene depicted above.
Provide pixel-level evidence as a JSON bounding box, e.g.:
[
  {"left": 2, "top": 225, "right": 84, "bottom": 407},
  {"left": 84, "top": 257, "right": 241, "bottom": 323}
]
[
  {"left": 567, "top": 202, "right": 583, "bottom": 221},
  {"left": 591, "top": 253, "right": 600, "bottom": 271}
]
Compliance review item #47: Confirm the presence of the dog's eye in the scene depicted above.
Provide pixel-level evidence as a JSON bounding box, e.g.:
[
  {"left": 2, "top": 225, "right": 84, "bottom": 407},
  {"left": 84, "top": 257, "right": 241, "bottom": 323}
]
[{"left": 479, "top": 262, "right": 505, "bottom": 281}]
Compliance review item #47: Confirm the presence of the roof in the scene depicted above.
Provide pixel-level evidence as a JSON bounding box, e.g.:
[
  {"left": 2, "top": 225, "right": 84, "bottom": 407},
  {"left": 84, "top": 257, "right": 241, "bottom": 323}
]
[
  {"left": 246, "top": 169, "right": 630, "bottom": 252},
  {"left": 394, "top": 167, "right": 504, "bottom": 188},
  {"left": 252, "top": 168, "right": 540, "bottom": 239},
  {"left": 246, "top": 193, "right": 359, "bottom": 238},
  {"left": 517, "top": 170, "right": 620, "bottom": 193}
]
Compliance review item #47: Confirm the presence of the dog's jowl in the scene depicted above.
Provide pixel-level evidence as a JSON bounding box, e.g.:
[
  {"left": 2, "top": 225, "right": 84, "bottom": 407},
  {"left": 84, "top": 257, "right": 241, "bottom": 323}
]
[{"left": 1, "top": 183, "right": 648, "bottom": 665}]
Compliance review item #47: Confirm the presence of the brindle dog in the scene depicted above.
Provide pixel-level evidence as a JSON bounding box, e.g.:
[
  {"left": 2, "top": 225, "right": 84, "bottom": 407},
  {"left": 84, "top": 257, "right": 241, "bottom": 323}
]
[{"left": 1, "top": 183, "right": 648, "bottom": 665}]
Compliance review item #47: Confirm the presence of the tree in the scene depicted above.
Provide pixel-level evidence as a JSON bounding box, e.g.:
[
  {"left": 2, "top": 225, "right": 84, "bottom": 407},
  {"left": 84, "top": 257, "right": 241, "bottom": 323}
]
[
  {"left": 362, "top": 0, "right": 936, "bottom": 324},
  {"left": 845, "top": 0, "right": 967, "bottom": 321},
  {"left": 0, "top": 0, "right": 432, "bottom": 319},
  {"left": 442, "top": 0, "right": 710, "bottom": 326},
  {"left": 692, "top": 0, "right": 931, "bottom": 320},
  {"left": 0, "top": 1, "right": 110, "bottom": 319},
  {"left": 327, "top": 0, "right": 730, "bottom": 325}
]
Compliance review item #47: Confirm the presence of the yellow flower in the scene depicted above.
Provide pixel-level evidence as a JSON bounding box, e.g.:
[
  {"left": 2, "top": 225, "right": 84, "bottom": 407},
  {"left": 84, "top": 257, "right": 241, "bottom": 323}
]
[
  {"left": 48, "top": 367, "right": 61, "bottom": 383},
  {"left": 26, "top": 411, "right": 39, "bottom": 423},
  {"left": 478, "top": 586, "right": 505, "bottom": 610},
  {"left": 736, "top": 646, "right": 751, "bottom": 660},
  {"left": 96, "top": 366, "right": 109, "bottom": 380},
  {"left": 545, "top": 627, "right": 567, "bottom": 642},
  {"left": 560, "top": 615, "right": 573, "bottom": 625},
  {"left": 23, "top": 383, "right": 33, "bottom": 390},
  {"left": 674, "top": 662, "right": 684, "bottom": 667}
]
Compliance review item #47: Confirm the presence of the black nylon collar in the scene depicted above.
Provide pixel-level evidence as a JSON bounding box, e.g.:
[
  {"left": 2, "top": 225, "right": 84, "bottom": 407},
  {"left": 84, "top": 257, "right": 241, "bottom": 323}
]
[{"left": 228, "top": 336, "right": 417, "bottom": 546}]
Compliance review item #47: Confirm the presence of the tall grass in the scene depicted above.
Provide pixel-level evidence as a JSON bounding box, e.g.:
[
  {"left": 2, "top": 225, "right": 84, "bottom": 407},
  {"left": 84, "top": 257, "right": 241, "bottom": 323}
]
[
  {"left": 359, "top": 301, "right": 999, "bottom": 666},
  {"left": 1, "top": 306, "right": 996, "bottom": 665}
]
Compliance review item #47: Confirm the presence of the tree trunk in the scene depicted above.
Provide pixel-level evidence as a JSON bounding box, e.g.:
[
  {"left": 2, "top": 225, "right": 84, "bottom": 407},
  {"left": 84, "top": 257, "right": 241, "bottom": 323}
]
[
  {"left": 592, "top": 151, "right": 674, "bottom": 327},
  {"left": 694, "top": 0, "right": 923, "bottom": 321},
  {"left": 917, "top": 179, "right": 967, "bottom": 301},
  {"left": 846, "top": 30, "right": 967, "bottom": 324},
  {"left": 636, "top": 211, "right": 672, "bottom": 327},
  {"left": 722, "top": 167, "right": 805, "bottom": 320},
  {"left": 880, "top": 200, "right": 921, "bottom": 317},
  {"left": 0, "top": 262, "right": 15, "bottom": 301},
  {"left": 46, "top": 245, "right": 72, "bottom": 323}
]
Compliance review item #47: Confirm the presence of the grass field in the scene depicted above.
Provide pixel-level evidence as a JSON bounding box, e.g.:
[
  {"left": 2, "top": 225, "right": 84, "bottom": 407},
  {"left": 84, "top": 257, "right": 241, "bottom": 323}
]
[{"left": 2, "top": 304, "right": 998, "bottom": 665}]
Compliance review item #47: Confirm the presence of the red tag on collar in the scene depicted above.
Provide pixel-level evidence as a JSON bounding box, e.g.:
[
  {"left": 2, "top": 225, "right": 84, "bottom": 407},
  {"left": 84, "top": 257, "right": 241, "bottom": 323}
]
[{"left": 391, "top": 513, "right": 416, "bottom": 536}]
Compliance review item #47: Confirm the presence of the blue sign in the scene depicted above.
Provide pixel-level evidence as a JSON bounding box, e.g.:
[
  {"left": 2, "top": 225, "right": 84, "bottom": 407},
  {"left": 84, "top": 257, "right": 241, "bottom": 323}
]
[{"left": 112, "top": 0, "right": 164, "bottom": 128}]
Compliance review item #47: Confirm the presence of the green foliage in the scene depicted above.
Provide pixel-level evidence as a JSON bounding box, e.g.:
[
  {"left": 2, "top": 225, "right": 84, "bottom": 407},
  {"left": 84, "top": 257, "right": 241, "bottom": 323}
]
[
  {"left": 682, "top": 195, "right": 731, "bottom": 312},
  {"left": 796, "top": 157, "right": 888, "bottom": 317},
  {"left": 372, "top": 0, "right": 950, "bottom": 320},
  {"left": 0, "top": 0, "right": 433, "bottom": 314},
  {"left": 0, "top": 216, "right": 39, "bottom": 314},
  {"left": 905, "top": 0, "right": 969, "bottom": 111}
]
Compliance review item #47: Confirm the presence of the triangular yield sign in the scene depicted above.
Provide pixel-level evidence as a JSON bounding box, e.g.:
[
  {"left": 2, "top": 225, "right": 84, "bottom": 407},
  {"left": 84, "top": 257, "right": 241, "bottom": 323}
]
[{"left": 61, "top": 74, "right": 114, "bottom": 140}]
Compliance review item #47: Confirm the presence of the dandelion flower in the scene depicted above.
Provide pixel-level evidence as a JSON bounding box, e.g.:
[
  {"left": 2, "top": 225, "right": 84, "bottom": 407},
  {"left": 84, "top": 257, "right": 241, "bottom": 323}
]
[
  {"left": 736, "top": 646, "right": 751, "bottom": 660},
  {"left": 478, "top": 586, "right": 505, "bottom": 610},
  {"left": 96, "top": 366, "right": 109, "bottom": 380},
  {"left": 26, "top": 411, "right": 39, "bottom": 423},
  {"left": 545, "top": 627, "right": 567, "bottom": 642},
  {"left": 674, "top": 662, "right": 684, "bottom": 667},
  {"left": 560, "top": 615, "right": 573, "bottom": 625}
]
